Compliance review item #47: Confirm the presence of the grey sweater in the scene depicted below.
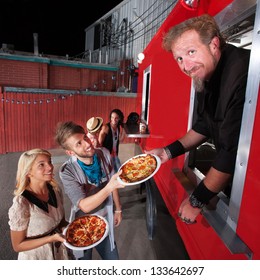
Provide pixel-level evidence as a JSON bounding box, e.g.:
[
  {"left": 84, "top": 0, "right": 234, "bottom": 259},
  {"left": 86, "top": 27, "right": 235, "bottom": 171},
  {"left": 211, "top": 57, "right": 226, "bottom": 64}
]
[{"left": 59, "top": 147, "right": 116, "bottom": 251}]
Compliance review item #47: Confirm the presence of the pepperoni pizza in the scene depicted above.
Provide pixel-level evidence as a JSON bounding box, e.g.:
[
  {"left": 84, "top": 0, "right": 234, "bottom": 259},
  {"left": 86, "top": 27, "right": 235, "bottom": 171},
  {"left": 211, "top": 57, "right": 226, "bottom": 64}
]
[
  {"left": 119, "top": 154, "right": 157, "bottom": 183},
  {"left": 65, "top": 215, "right": 107, "bottom": 247}
]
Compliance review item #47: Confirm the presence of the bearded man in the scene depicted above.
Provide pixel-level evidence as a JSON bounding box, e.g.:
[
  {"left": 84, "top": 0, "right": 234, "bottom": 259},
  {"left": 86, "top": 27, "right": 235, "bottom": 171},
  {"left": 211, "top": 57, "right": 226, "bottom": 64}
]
[{"left": 146, "top": 14, "right": 250, "bottom": 224}]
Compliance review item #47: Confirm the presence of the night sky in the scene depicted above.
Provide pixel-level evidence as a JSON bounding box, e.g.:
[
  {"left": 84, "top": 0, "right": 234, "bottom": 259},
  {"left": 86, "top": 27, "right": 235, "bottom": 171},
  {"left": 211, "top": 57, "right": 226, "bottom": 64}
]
[{"left": 0, "top": 0, "right": 123, "bottom": 57}]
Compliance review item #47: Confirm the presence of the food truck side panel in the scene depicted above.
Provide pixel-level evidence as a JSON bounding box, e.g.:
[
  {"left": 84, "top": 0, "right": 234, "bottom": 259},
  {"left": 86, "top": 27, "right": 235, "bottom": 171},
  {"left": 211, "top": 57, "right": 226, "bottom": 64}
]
[{"left": 136, "top": 0, "right": 258, "bottom": 259}]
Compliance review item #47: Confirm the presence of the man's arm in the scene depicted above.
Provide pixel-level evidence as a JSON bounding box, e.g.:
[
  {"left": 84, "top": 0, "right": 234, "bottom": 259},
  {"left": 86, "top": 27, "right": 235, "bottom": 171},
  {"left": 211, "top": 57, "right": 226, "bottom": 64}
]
[
  {"left": 178, "top": 167, "right": 231, "bottom": 223},
  {"left": 178, "top": 129, "right": 207, "bottom": 151},
  {"left": 203, "top": 167, "right": 232, "bottom": 193},
  {"left": 112, "top": 189, "right": 122, "bottom": 227},
  {"left": 112, "top": 189, "right": 122, "bottom": 212},
  {"left": 163, "top": 129, "right": 207, "bottom": 160},
  {"left": 78, "top": 173, "right": 124, "bottom": 213},
  {"left": 60, "top": 163, "right": 124, "bottom": 214},
  {"left": 145, "top": 129, "right": 207, "bottom": 163}
]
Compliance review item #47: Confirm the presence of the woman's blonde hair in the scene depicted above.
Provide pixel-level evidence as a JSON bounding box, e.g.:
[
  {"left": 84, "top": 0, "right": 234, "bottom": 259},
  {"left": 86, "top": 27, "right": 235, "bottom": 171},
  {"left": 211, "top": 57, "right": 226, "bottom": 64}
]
[{"left": 14, "top": 148, "right": 58, "bottom": 196}]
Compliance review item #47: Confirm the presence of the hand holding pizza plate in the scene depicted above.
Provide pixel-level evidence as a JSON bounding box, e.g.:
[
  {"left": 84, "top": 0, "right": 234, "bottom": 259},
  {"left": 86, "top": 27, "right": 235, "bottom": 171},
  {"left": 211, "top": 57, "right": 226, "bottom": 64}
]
[
  {"left": 63, "top": 214, "right": 109, "bottom": 251},
  {"left": 117, "top": 153, "right": 161, "bottom": 186}
]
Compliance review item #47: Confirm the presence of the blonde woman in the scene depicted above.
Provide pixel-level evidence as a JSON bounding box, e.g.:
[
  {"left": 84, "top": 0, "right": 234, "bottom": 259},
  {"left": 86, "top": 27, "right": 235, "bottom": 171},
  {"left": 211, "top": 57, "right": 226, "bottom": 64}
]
[{"left": 8, "top": 148, "right": 72, "bottom": 260}]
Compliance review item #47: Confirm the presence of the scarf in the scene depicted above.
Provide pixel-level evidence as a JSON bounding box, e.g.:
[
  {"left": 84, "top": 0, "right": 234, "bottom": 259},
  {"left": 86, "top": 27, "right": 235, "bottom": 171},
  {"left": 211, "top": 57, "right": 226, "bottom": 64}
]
[{"left": 77, "top": 154, "right": 102, "bottom": 186}]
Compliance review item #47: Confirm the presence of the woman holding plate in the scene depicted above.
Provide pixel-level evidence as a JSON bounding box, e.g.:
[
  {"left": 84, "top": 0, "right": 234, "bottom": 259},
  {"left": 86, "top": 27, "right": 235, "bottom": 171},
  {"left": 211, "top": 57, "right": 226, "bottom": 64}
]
[{"left": 8, "top": 149, "right": 72, "bottom": 260}]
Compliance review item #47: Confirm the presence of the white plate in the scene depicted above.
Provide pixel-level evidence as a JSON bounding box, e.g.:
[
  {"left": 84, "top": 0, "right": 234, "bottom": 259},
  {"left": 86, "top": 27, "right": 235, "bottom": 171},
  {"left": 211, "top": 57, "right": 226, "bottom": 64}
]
[
  {"left": 63, "top": 214, "right": 109, "bottom": 251},
  {"left": 117, "top": 153, "right": 161, "bottom": 186}
]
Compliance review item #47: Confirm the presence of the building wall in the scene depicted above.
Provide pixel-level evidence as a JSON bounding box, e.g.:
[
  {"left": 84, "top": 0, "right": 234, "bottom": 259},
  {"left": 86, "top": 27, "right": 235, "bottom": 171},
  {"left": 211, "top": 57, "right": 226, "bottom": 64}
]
[
  {"left": 0, "top": 55, "right": 136, "bottom": 154},
  {"left": 0, "top": 58, "right": 48, "bottom": 88},
  {"left": 84, "top": 0, "right": 176, "bottom": 67},
  {"left": 0, "top": 55, "right": 121, "bottom": 92}
]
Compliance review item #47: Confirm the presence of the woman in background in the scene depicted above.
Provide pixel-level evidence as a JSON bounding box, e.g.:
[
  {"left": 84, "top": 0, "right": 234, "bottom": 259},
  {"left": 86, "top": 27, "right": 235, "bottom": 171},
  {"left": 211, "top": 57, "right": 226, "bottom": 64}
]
[
  {"left": 8, "top": 148, "right": 72, "bottom": 260},
  {"left": 99, "top": 109, "right": 126, "bottom": 171}
]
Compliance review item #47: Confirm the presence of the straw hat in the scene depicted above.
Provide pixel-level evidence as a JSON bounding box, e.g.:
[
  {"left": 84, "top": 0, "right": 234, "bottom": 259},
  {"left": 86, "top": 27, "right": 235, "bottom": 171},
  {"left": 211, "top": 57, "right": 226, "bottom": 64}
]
[{"left": 86, "top": 117, "right": 103, "bottom": 133}]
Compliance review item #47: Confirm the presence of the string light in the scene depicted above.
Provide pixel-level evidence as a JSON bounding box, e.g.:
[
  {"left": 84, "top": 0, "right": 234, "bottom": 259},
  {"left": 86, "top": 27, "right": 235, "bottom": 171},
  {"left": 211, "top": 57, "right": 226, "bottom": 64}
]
[
  {"left": 1, "top": 93, "right": 76, "bottom": 105},
  {"left": 1, "top": 73, "right": 121, "bottom": 104},
  {"left": 87, "top": 74, "right": 118, "bottom": 91}
]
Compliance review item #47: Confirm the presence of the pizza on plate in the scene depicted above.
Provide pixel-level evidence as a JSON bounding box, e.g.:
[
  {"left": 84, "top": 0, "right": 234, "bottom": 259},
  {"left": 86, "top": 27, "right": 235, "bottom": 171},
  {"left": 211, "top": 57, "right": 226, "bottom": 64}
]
[
  {"left": 65, "top": 215, "right": 107, "bottom": 247},
  {"left": 119, "top": 154, "right": 157, "bottom": 183}
]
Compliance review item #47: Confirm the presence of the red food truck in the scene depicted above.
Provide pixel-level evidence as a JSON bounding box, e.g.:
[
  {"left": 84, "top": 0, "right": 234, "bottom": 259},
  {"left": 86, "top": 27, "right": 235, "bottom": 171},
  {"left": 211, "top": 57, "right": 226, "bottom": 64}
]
[{"left": 135, "top": 0, "right": 260, "bottom": 259}]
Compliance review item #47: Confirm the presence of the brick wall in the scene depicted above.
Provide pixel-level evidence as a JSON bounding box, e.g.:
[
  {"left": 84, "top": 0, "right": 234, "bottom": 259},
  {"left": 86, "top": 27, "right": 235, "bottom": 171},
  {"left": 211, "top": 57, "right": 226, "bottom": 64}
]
[
  {"left": 0, "top": 58, "right": 48, "bottom": 88},
  {"left": 0, "top": 56, "right": 121, "bottom": 91},
  {"left": 0, "top": 55, "right": 137, "bottom": 154}
]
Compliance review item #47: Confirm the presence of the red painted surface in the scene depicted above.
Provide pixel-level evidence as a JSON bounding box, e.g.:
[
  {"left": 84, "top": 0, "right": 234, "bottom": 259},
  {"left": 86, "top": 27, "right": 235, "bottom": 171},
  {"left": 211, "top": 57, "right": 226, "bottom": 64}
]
[
  {"left": 236, "top": 86, "right": 260, "bottom": 260},
  {"left": 136, "top": 0, "right": 258, "bottom": 259},
  {"left": 0, "top": 92, "right": 136, "bottom": 154}
]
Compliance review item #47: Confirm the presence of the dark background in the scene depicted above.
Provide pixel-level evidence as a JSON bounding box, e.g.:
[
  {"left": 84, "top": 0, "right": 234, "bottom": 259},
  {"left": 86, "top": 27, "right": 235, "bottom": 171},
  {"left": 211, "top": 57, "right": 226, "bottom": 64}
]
[{"left": 0, "top": 0, "right": 123, "bottom": 56}]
